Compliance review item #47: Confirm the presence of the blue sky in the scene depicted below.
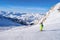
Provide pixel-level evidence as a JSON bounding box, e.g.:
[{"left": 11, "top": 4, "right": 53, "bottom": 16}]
[{"left": 0, "top": 0, "right": 60, "bottom": 13}]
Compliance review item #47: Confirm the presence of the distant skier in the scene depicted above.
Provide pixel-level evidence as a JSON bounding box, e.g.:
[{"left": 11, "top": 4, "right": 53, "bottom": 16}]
[{"left": 40, "top": 22, "right": 43, "bottom": 31}]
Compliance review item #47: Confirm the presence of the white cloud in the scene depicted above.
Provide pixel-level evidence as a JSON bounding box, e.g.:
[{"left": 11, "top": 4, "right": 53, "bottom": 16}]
[{"left": 0, "top": 6, "right": 49, "bottom": 13}]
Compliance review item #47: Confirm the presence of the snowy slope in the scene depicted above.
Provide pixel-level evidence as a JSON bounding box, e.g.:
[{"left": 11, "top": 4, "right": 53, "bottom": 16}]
[
  {"left": 0, "top": 24, "right": 60, "bottom": 40},
  {"left": 0, "top": 2, "right": 60, "bottom": 40},
  {"left": 43, "top": 2, "right": 60, "bottom": 30}
]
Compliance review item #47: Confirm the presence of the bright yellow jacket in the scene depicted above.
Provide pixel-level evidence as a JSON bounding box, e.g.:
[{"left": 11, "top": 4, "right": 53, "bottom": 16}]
[{"left": 40, "top": 24, "right": 43, "bottom": 31}]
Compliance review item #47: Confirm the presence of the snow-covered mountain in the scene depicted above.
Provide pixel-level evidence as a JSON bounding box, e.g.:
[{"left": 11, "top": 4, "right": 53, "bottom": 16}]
[
  {"left": 43, "top": 2, "right": 60, "bottom": 30},
  {"left": 0, "top": 15, "right": 21, "bottom": 26},
  {"left": 0, "top": 11, "right": 43, "bottom": 26}
]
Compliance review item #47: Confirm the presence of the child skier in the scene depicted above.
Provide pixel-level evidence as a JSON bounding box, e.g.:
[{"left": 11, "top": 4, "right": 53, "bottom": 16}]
[{"left": 40, "top": 22, "right": 43, "bottom": 31}]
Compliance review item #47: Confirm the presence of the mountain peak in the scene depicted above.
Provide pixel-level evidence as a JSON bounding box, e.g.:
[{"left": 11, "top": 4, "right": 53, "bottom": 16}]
[
  {"left": 46, "top": 2, "right": 60, "bottom": 14},
  {"left": 56, "top": 2, "right": 60, "bottom": 6},
  {"left": 53, "top": 2, "right": 60, "bottom": 10}
]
